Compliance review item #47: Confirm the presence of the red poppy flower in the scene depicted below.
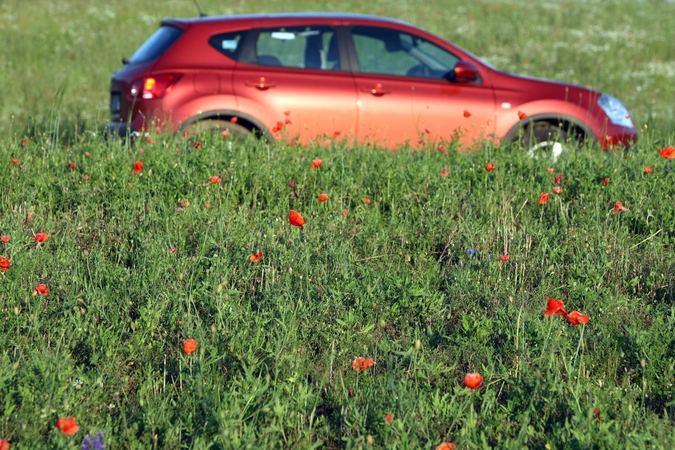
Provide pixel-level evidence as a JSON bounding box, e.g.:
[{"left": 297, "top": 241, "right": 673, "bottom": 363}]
[
  {"left": 209, "top": 175, "right": 221, "bottom": 184},
  {"left": 34, "top": 284, "right": 49, "bottom": 296},
  {"left": 437, "top": 144, "right": 445, "bottom": 152},
  {"left": 613, "top": 202, "right": 628, "bottom": 214},
  {"left": 284, "top": 110, "right": 292, "bottom": 116},
  {"left": 25, "top": 212, "right": 31, "bottom": 223},
  {"left": 271, "top": 125, "right": 280, "bottom": 133},
  {"left": 311, "top": 159, "right": 323, "bottom": 169},
  {"left": 539, "top": 192, "right": 550, "bottom": 204},
  {"left": 352, "top": 357, "right": 374, "bottom": 371},
  {"left": 193, "top": 141, "right": 203, "bottom": 149},
  {"left": 594, "top": 408, "right": 601, "bottom": 422},
  {"left": 441, "top": 169, "right": 449, "bottom": 177},
  {"left": 250, "top": 251, "right": 263, "bottom": 263},
  {"left": 0, "top": 438, "right": 9, "bottom": 450},
  {"left": 342, "top": 209, "right": 349, "bottom": 216},
  {"left": 83, "top": 174, "right": 89, "bottom": 180},
  {"left": 485, "top": 162, "right": 495, "bottom": 171},
  {"left": 436, "top": 443, "right": 457, "bottom": 450},
  {"left": 543, "top": 298, "right": 567, "bottom": 317},
  {"left": 285, "top": 118, "right": 292, "bottom": 125},
  {"left": 518, "top": 111, "right": 527, "bottom": 120},
  {"left": 499, "top": 255, "right": 510, "bottom": 262},
  {"left": 385, "top": 414, "right": 393, "bottom": 424},
  {"left": 183, "top": 339, "right": 197, "bottom": 355},
  {"left": 553, "top": 186, "right": 563, "bottom": 195},
  {"left": 169, "top": 247, "right": 177, "bottom": 254},
  {"left": 221, "top": 129, "right": 231, "bottom": 138},
  {"left": 554, "top": 174, "right": 563, "bottom": 184},
  {"left": 547, "top": 167, "right": 554, "bottom": 173},
  {"left": 204, "top": 203, "right": 211, "bottom": 209},
  {"left": 566, "top": 310, "right": 590, "bottom": 325},
  {"left": 21, "top": 138, "right": 30, "bottom": 147},
  {"left": 0, "top": 256, "right": 10, "bottom": 272},
  {"left": 68, "top": 162, "right": 76, "bottom": 170},
  {"left": 463, "top": 110, "right": 471, "bottom": 118},
  {"left": 317, "top": 193, "right": 329, "bottom": 202},
  {"left": 56, "top": 417, "right": 80, "bottom": 436},
  {"left": 1, "top": 236, "right": 9, "bottom": 243},
  {"left": 602, "top": 177, "right": 609, "bottom": 186},
  {"left": 289, "top": 210, "right": 305, "bottom": 230},
  {"left": 34, "top": 232, "right": 49, "bottom": 243},
  {"left": 132, "top": 160, "right": 144, "bottom": 174},
  {"left": 424, "top": 127, "right": 431, "bottom": 134},
  {"left": 85, "top": 152, "right": 90, "bottom": 157},
  {"left": 363, "top": 197, "right": 371, "bottom": 204},
  {"left": 11, "top": 158, "right": 19, "bottom": 165},
  {"left": 659, "top": 146, "right": 675, "bottom": 158},
  {"left": 644, "top": 166, "right": 652, "bottom": 174},
  {"left": 230, "top": 116, "right": 238, "bottom": 123},
  {"left": 463, "top": 372, "right": 483, "bottom": 389},
  {"left": 146, "top": 137, "right": 155, "bottom": 144}
]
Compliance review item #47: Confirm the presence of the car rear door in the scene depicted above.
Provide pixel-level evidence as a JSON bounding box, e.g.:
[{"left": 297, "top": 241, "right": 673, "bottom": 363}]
[{"left": 233, "top": 22, "right": 357, "bottom": 145}]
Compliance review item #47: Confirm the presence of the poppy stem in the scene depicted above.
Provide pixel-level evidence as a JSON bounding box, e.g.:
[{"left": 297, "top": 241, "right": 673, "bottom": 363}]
[
  {"left": 539, "top": 316, "right": 555, "bottom": 360},
  {"left": 572, "top": 324, "right": 586, "bottom": 370}
]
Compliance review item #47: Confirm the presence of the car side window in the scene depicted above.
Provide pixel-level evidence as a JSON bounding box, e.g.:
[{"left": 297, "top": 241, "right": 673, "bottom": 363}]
[
  {"left": 209, "top": 30, "right": 248, "bottom": 61},
  {"left": 253, "top": 26, "right": 340, "bottom": 70},
  {"left": 351, "top": 26, "right": 459, "bottom": 79}
]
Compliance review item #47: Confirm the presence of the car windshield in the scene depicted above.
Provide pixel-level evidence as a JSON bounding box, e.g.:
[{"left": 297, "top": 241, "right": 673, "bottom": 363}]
[{"left": 128, "top": 26, "right": 183, "bottom": 65}]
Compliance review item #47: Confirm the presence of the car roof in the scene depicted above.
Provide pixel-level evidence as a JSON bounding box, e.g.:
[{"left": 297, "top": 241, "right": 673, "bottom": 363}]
[{"left": 162, "top": 12, "right": 415, "bottom": 29}]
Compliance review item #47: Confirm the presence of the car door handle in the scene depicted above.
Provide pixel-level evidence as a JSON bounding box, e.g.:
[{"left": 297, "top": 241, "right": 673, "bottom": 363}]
[
  {"left": 245, "top": 77, "right": 276, "bottom": 90},
  {"left": 361, "top": 83, "right": 391, "bottom": 96}
]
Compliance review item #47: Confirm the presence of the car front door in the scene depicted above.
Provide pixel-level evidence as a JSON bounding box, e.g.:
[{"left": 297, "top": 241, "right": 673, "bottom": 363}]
[
  {"left": 233, "top": 24, "right": 357, "bottom": 145},
  {"left": 347, "top": 26, "right": 419, "bottom": 148},
  {"left": 347, "top": 25, "right": 495, "bottom": 149}
]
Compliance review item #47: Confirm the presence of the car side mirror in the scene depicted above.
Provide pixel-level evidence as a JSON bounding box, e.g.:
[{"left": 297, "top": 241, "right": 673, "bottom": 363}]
[{"left": 454, "top": 61, "right": 480, "bottom": 82}]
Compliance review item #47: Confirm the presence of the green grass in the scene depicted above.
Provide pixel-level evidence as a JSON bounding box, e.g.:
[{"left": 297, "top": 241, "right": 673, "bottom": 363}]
[
  {"left": 2, "top": 0, "right": 675, "bottom": 448},
  {"left": 1, "top": 0, "right": 674, "bottom": 138},
  {"left": 2, "top": 132, "right": 675, "bottom": 448}
]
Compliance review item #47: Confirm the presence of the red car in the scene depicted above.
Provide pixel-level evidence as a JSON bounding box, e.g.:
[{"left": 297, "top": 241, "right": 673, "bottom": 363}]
[{"left": 107, "top": 13, "right": 637, "bottom": 156}]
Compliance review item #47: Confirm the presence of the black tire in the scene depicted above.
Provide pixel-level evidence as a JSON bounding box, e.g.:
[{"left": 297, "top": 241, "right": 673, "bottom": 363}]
[
  {"left": 182, "top": 119, "right": 252, "bottom": 141},
  {"left": 521, "top": 122, "right": 571, "bottom": 161}
]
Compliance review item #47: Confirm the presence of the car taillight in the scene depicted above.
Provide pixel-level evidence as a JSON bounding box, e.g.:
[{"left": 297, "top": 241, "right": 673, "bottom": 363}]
[{"left": 129, "top": 73, "right": 182, "bottom": 99}]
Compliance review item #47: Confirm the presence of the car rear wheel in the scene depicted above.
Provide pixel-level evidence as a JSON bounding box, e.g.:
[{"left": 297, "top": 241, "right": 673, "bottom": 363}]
[
  {"left": 522, "top": 122, "right": 571, "bottom": 163},
  {"left": 182, "top": 119, "right": 252, "bottom": 141}
]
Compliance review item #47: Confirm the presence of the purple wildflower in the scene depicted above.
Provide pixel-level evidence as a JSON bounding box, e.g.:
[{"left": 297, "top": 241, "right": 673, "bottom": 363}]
[{"left": 82, "top": 432, "right": 106, "bottom": 450}]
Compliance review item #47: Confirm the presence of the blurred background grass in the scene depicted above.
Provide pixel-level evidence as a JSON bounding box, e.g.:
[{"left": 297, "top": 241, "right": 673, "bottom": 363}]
[{"left": 1, "top": 0, "right": 674, "bottom": 138}]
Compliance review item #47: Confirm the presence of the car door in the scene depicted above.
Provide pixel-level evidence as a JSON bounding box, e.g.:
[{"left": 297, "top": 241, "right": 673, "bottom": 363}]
[
  {"left": 233, "top": 24, "right": 357, "bottom": 145},
  {"left": 404, "top": 34, "right": 496, "bottom": 148},
  {"left": 347, "top": 26, "right": 419, "bottom": 148},
  {"left": 347, "top": 25, "right": 495, "bottom": 149}
]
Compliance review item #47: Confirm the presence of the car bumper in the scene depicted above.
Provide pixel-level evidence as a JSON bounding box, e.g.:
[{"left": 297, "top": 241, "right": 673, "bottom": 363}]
[{"left": 600, "top": 125, "right": 638, "bottom": 150}]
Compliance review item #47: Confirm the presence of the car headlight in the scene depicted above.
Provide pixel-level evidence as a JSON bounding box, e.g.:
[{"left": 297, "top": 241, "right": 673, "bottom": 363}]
[{"left": 597, "top": 94, "right": 634, "bottom": 129}]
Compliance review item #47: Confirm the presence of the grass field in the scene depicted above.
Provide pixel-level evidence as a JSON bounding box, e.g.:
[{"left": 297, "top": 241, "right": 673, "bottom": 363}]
[{"left": 1, "top": 0, "right": 675, "bottom": 448}]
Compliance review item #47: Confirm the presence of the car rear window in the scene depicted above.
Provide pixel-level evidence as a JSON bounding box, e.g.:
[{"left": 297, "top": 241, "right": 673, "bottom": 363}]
[
  {"left": 208, "top": 30, "right": 248, "bottom": 61},
  {"left": 128, "top": 26, "right": 183, "bottom": 65}
]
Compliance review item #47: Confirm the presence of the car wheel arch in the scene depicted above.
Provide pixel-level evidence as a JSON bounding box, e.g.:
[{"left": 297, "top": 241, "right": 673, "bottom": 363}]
[
  {"left": 502, "top": 113, "right": 595, "bottom": 145},
  {"left": 177, "top": 110, "right": 273, "bottom": 140}
]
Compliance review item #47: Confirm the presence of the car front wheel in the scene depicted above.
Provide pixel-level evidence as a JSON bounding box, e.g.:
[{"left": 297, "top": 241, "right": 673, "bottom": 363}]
[{"left": 521, "top": 121, "right": 572, "bottom": 162}]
